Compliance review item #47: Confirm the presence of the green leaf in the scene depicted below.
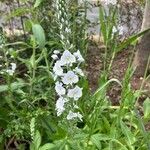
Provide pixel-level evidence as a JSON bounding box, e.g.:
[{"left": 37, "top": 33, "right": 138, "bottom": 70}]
[
  {"left": 74, "top": 133, "right": 89, "bottom": 140},
  {"left": 0, "top": 108, "right": 9, "bottom": 128},
  {"left": 120, "top": 120, "right": 136, "bottom": 146},
  {"left": 24, "top": 20, "right": 32, "bottom": 32},
  {"left": 0, "top": 81, "right": 26, "bottom": 93},
  {"left": 30, "top": 53, "right": 35, "bottom": 68},
  {"left": 134, "top": 108, "right": 150, "bottom": 149},
  {"left": 91, "top": 134, "right": 102, "bottom": 149},
  {"left": 90, "top": 134, "right": 128, "bottom": 150},
  {"left": 99, "top": 6, "right": 107, "bottom": 44},
  {"left": 143, "top": 98, "right": 150, "bottom": 119},
  {"left": 102, "top": 116, "right": 111, "bottom": 132},
  {"left": 116, "top": 28, "right": 150, "bottom": 52},
  {"left": 34, "top": 0, "right": 43, "bottom": 8},
  {"left": 94, "top": 78, "right": 122, "bottom": 97},
  {"left": 33, "top": 130, "right": 41, "bottom": 149},
  {"left": 39, "top": 143, "right": 55, "bottom": 150},
  {"left": 30, "top": 118, "right": 36, "bottom": 140},
  {"left": 32, "top": 24, "right": 46, "bottom": 48}
]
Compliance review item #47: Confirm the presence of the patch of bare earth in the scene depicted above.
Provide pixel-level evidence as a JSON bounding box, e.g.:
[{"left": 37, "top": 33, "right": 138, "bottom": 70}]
[
  {"left": 86, "top": 42, "right": 103, "bottom": 92},
  {"left": 86, "top": 43, "right": 150, "bottom": 100}
]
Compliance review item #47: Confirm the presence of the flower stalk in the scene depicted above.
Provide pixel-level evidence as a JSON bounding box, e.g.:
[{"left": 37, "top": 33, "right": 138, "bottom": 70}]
[{"left": 52, "top": 0, "right": 85, "bottom": 121}]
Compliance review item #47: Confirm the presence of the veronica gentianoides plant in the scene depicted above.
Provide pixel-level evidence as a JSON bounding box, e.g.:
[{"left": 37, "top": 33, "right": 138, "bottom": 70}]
[{"left": 51, "top": 0, "right": 85, "bottom": 121}]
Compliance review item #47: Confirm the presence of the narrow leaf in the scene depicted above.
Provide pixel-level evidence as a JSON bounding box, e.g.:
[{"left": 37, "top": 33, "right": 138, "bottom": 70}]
[
  {"left": 34, "top": 0, "right": 43, "bottom": 8},
  {"left": 39, "top": 143, "right": 55, "bottom": 150},
  {"left": 120, "top": 120, "right": 136, "bottom": 146},
  {"left": 116, "top": 28, "right": 150, "bottom": 52}
]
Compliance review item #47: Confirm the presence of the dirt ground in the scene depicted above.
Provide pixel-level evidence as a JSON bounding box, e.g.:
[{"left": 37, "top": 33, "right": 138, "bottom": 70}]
[{"left": 86, "top": 41, "right": 150, "bottom": 130}]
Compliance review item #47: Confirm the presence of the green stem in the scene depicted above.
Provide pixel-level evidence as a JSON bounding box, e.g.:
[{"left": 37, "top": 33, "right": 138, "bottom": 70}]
[{"left": 29, "top": 45, "right": 36, "bottom": 97}]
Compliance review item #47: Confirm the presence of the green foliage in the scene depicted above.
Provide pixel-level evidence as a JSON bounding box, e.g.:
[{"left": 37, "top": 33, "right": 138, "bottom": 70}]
[
  {"left": 32, "top": 24, "right": 46, "bottom": 48},
  {"left": 0, "top": 0, "right": 149, "bottom": 150}
]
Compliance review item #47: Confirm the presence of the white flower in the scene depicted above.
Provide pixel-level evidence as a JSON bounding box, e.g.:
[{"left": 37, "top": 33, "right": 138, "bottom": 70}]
[
  {"left": 56, "top": 97, "right": 66, "bottom": 116},
  {"left": 11, "top": 63, "right": 16, "bottom": 71},
  {"left": 112, "top": 26, "right": 117, "bottom": 34},
  {"left": 60, "top": 50, "right": 76, "bottom": 65},
  {"left": 67, "top": 111, "right": 77, "bottom": 120},
  {"left": 118, "top": 25, "right": 124, "bottom": 35},
  {"left": 73, "top": 50, "right": 84, "bottom": 62},
  {"left": 51, "top": 72, "right": 57, "bottom": 81},
  {"left": 6, "top": 69, "right": 14, "bottom": 76},
  {"left": 55, "top": 60, "right": 62, "bottom": 66},
  {"left": 51, "top": 54, "right": 58, "bottom": 60},
  {"left": 74, "top": 67, "right": 84, "bottom": 76},
  {"left": 53, "top": 50, "right": 60, "bottom": 54},
  {"left": 6, "top": 63, "right": 16, "bottom": 76},
  {"left": 67, "top": 85, "right": 82, "bottom": 100},
  {"left": 55, "top": 81, "right": 66, "bottom": 95},
  {"left": 60, "top": 34, "right": 65, "bottom": 40},
  {"left": 53, "top": 61, "right": 63, "bottom": 76},
  {"left": 62, "top": 71, "right": 79, "bottom": 85},
  {"left": 74, "top": 104, "right": 79, "bottom": 109},
  {"left": 77, "top": 112, "right": 83, "bottom": 121},
  {"left": 65, "top": 27, "right": 71, "bottom": 33},
  {"left": 61, "top": 18, "right": 65, "bottom": 23},
  {"left": 67, "top": 111, "right": 83, "bottom": 121}
]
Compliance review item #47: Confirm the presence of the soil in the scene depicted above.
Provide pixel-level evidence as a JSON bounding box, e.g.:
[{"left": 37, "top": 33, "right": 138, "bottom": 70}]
[{"left": 86, "top": 40, "right": 150, "bottom": 130}]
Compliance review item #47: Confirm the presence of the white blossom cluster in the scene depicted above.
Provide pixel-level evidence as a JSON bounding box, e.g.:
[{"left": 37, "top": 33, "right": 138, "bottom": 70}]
[
  {"left": 5, "top": 63, "right": 17, "bottom": 76},
  {"left": 0, "top": 58, "right": 16, "bottom": 76},
  {"left": 52, "top": 49, "right": 84, "bottom": 121},
  {"left": 53, "top": 0, "right": 85, "bottom": 121}
]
